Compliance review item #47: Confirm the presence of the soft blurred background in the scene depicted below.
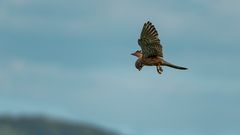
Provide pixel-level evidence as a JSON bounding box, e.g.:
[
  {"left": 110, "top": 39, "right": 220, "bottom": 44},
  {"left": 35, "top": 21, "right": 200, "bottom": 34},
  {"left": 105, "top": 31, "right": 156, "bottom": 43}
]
[{"left": 0, "top": 0, "right": 240, "bottom": 135}]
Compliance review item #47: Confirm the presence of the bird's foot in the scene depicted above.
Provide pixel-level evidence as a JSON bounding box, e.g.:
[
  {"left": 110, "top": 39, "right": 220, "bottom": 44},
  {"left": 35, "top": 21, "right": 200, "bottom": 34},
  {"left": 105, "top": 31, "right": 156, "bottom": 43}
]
[{"left": 156, "top": 66, "right": 163, "bottom": 74}]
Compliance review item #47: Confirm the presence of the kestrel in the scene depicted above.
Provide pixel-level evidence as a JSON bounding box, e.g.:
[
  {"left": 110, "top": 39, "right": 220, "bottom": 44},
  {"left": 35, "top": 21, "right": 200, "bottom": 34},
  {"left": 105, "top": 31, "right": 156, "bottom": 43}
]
[{"left": 131, "top": 21, "right": 187, "bottom": 74}]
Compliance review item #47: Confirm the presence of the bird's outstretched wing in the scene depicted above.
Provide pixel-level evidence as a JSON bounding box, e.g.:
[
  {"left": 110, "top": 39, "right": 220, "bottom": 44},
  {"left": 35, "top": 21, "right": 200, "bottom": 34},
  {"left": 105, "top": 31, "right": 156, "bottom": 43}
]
[{"left": 138, "top": 21, "right": 163, "bottom": 58}]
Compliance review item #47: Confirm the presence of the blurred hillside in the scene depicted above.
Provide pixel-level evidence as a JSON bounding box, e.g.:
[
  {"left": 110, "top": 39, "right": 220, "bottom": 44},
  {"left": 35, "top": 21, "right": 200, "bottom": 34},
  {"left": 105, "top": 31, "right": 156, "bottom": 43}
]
[{"left": 0, "top": 116, "right": 119, "bottom": 135}]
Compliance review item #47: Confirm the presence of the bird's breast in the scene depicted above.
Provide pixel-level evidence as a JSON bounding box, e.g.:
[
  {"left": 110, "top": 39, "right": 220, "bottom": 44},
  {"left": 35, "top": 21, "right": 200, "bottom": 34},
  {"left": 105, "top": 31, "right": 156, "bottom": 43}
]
[{"left": 141, "top": 57, "right": 163, "bottom": 66}]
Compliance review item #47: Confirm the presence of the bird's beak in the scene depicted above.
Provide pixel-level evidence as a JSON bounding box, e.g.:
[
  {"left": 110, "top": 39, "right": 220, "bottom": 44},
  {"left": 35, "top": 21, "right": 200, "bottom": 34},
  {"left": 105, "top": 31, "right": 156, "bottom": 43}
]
[{"left": 131, "top": 53, "right": 135, "bottom": 56}]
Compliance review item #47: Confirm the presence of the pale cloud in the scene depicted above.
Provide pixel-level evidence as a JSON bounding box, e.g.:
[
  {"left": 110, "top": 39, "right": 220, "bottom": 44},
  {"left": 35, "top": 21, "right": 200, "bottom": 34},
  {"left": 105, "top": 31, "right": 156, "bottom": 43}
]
[
  {"left": 1, "top": 0, "right": 239, "bottom": 42},
  {"left": 11, "top": 0, "right": 29, "bottom": 6},
  {"left": 10, "top": 59, "right": 26, "bottom": 72},
  {"left": 0, "top": 77, "right": 9, "bottom": 88},
  {"left": 0, "top": 0, "right": 191, "bottom": 37},
  {"left": 104, "top": 0, "right": 189, "bottom": 35},
  {"left": 194, "top": 0, "right": 240, "bottom": 16}
]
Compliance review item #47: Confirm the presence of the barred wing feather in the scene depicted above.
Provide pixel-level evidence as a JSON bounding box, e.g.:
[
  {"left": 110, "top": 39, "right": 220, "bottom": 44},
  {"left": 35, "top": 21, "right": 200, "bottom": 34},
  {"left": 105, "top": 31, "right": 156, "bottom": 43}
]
[{"left": 138, "top": 21, "right": 163, "bottom": 57}]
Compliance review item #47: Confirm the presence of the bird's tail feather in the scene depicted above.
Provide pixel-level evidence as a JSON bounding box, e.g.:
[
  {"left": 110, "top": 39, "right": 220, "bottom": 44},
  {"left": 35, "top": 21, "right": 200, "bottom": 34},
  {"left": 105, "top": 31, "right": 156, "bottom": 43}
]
[{"left": 162, "top": 60, "right": 187, "bottom": 70}]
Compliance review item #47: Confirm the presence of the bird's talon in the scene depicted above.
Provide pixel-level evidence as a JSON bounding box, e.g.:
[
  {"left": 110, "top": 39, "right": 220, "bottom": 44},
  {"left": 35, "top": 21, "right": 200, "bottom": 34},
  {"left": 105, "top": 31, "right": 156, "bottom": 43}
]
[{"left": 156, "top": 66, "right": 162, "bottom": 74}]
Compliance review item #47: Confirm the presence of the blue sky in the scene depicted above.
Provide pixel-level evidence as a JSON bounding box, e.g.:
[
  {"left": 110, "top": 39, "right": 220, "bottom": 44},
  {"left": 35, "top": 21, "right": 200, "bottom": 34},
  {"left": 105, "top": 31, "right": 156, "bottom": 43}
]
[{"left": 0, "top": 0, "right": 240, "bottom": 135}]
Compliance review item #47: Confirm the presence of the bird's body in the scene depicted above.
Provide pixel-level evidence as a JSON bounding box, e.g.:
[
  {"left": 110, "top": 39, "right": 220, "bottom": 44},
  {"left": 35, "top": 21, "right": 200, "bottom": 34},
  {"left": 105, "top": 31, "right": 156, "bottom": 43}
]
[
  {"left": 141, "top": 56, "right": 163, "bottom": 66},
  {"left": 132, "top": 21, "right": 187, "bottom": 74}
]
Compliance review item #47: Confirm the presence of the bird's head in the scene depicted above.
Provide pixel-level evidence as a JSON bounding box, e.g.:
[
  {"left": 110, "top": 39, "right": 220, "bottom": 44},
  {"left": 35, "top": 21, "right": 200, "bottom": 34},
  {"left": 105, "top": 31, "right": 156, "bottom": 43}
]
[
  {"left": 135, "top": 59, "right": 143, "bottom": 71},
  {"left": 131, "top": 50, "right": 142, "bottom": 58}
]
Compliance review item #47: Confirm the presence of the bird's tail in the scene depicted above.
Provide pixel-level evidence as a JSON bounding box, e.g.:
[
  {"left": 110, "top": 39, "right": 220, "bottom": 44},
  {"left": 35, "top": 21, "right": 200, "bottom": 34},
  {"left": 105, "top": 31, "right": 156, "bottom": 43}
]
[{"left": 162, "top": 60, "right": 188, "bottom": 70}]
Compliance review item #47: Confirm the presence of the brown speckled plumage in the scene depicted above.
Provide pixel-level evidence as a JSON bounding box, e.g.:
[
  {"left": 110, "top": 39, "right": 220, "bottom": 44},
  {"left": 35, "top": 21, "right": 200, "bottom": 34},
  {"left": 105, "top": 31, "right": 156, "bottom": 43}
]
[{"left": 131, "top": 21, "right": 187, "bottom": 74}]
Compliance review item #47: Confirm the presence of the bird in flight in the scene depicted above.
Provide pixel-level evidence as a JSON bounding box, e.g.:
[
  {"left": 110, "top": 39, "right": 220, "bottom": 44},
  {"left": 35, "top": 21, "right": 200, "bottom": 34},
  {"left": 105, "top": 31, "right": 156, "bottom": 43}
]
[{"left": 131, "top": 21, "right": 187, "bottom": 74}]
